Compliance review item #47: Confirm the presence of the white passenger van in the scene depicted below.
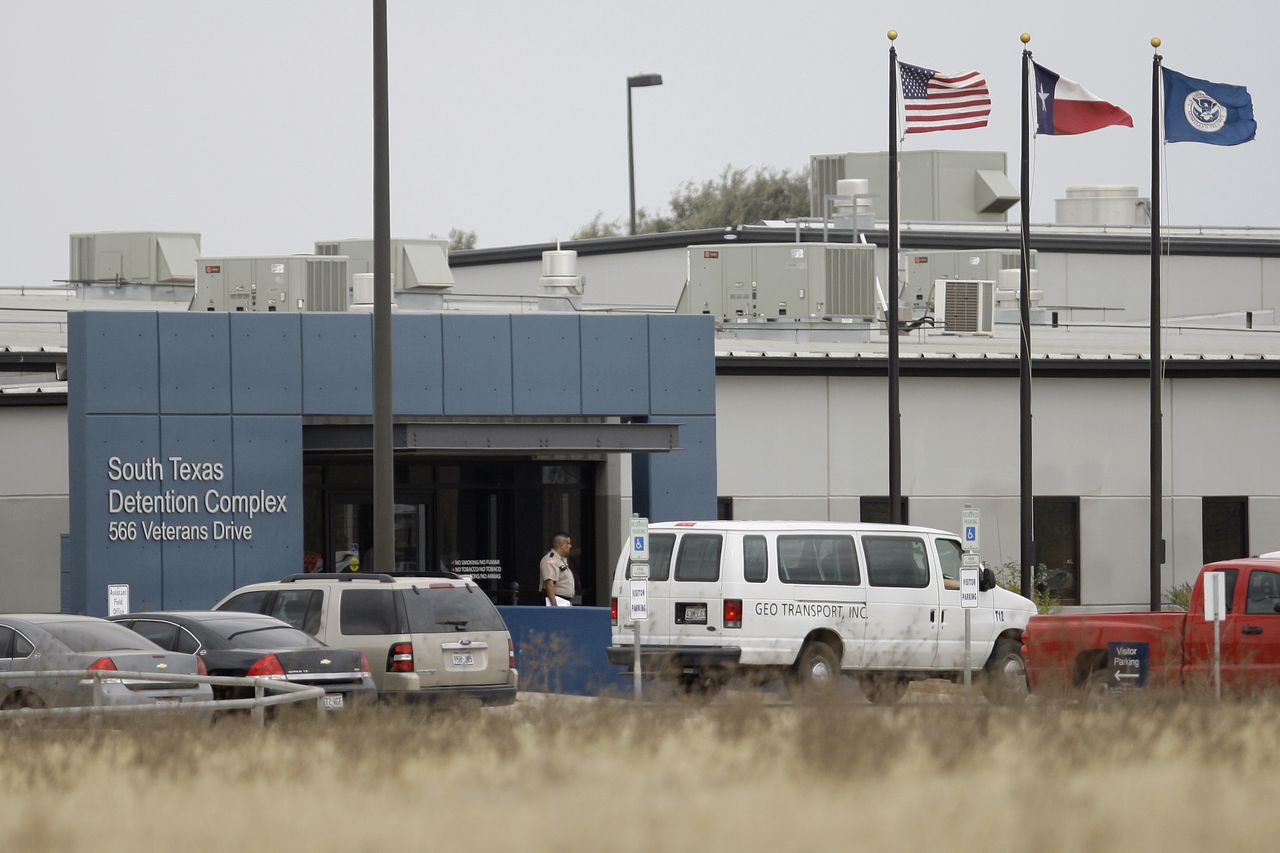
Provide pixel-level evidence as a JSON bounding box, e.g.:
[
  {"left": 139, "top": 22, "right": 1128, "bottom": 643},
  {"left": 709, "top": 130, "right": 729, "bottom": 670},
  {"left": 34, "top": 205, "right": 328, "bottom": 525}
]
[{"left": 607, "top": 521, "right": 1037, "bottom": 704}]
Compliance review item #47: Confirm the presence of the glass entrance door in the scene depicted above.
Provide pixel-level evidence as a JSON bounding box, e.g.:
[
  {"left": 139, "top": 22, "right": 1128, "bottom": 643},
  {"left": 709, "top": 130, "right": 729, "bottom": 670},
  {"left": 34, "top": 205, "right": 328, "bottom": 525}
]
[{"left": 329, "top": 493, "right": 432, "bottom": 574}]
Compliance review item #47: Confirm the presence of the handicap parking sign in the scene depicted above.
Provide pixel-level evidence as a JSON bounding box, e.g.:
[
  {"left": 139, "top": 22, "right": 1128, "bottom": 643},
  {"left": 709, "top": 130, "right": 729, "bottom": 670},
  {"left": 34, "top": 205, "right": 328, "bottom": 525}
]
[{"left": 634, "top": 535, "right": 646, "bottom": 553}]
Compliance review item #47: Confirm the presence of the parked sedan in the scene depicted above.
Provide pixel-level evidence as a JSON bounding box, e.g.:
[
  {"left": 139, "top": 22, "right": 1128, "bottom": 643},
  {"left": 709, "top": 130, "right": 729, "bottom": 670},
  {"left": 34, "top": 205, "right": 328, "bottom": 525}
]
[
  {"left": 110, "top": 611, "right": 376, "bottom": 711},
  {"left": 0, "top": 614, "right": 213, "bottom": 710}
]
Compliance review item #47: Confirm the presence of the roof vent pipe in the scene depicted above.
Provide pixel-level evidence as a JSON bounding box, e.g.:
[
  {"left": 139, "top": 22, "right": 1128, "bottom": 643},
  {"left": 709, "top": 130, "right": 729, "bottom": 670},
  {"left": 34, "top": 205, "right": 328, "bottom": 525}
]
[{"left": 539, "top": 242, "right": 584, "bottom": 311}]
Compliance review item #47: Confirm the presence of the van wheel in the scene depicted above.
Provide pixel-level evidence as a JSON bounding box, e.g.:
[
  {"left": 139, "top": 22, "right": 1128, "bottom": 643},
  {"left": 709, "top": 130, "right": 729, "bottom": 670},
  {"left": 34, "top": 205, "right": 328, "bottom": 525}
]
[
  {"left": 794, "top": 641, "right": 840, "bottom": 693},
  {"left": 858, "top": 673, "right": 908, "bottom": 705},
  {"left": 981, "top": 639, "right": 1029, "bottom": 706}
]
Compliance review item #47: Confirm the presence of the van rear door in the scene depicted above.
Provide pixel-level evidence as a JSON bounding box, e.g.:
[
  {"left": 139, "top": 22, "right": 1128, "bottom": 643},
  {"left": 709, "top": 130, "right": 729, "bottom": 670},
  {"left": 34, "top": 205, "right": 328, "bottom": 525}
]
[{"left": 667, "top": 532, "right": 724, "bottom": 650}]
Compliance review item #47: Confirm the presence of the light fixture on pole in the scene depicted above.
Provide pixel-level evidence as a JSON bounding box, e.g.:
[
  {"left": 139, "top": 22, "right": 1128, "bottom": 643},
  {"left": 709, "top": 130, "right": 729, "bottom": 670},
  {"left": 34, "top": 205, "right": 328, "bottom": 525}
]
[{"left": 627, "top": 73, "right": 663, "bottom": 236}]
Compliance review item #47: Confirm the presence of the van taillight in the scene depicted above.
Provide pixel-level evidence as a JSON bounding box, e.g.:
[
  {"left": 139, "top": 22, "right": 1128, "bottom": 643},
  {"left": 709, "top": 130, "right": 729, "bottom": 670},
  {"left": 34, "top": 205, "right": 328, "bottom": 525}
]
[
  {"left": 388, "top": 642, "right": 414, "bottom": 673},
  {"left": 611, "top": 597, "right": 618, "bottom": 625},
  {"left": 724, "top": 599, "right": 743, "bottom": 629},
  {"left": 508, "top": 639, "right": 516, "bottom": 671},
  {"left": 247, "top": 654, "right": 285, "bottom": 677}
]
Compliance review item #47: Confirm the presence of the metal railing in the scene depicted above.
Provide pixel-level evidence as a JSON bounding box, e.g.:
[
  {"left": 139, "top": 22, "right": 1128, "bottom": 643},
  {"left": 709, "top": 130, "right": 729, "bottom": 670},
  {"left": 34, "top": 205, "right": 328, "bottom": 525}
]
[{"left": 0, "top": 669, "right": 327, "bottom": 727}]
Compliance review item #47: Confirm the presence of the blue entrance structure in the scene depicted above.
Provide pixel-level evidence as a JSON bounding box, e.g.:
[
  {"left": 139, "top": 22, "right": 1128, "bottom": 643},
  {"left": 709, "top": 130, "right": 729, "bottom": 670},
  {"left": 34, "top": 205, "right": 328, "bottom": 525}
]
[{"left": 64, "top": 311, "right": 715, "bottom": 616}]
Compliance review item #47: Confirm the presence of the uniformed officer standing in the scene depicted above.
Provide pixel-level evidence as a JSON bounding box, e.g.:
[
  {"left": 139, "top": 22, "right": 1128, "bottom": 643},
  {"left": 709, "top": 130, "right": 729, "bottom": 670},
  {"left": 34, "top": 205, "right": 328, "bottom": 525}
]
[{"left": 539, "top": 531, "right": 575, "bottom": 606}]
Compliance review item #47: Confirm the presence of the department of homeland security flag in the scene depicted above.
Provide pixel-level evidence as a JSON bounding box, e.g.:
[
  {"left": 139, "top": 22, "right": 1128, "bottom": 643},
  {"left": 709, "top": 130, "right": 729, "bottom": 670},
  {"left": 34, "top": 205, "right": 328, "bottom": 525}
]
[
  {"left": 899, "top": 62, "right": 991, "bottom": 133},
  {"left": 1163, "top": 67, "right": 1256, "bottom": 145},
  {"left": 1033, "top": 62, "right": 1133, "bottom": 135}
]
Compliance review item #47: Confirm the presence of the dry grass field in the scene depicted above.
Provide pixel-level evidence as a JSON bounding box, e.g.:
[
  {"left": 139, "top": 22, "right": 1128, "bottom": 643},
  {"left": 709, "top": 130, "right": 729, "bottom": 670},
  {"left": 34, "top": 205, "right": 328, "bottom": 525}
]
[{"left": 1, "top": 688, "right": 1276, "bottom": 852}]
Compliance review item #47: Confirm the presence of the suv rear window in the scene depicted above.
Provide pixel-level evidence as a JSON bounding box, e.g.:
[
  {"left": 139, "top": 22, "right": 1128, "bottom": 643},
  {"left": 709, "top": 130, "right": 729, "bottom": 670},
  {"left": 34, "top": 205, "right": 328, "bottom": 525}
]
[
  {"left": 401, "top": 586, "right": 506, "bottom": 633},
  {"left": 340, "top": 589, "right": 402, "bottom": 635}
]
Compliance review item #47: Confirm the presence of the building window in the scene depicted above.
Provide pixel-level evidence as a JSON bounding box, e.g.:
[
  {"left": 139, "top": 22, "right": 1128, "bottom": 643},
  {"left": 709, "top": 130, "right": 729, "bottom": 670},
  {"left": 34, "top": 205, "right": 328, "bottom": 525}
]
[
  {"left": 1203, "top": 497, "right": 1248, "bottom": 565},
  {"left": 860, "top": 496, "right": 908, "bottom": 525},
  {"left": 1034, "top": 497, "right": 1080, "bottom": 606},
  {"left": 717, "top": 497, "right": 733, "bottom": 520}
]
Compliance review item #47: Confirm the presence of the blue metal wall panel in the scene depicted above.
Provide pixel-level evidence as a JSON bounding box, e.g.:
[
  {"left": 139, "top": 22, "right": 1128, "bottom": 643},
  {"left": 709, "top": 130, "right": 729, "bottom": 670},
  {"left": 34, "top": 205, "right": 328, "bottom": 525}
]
[
  {"left": 83, "top": 415, "right": 163, "bottom": 616},
  {"left": 649, "top": 315, "right": 716, "bottom": 415},
  {"left": 511, "top": 315, "right": 582, "bottom": 415},
  {"left": 231, "top": 416, "right": 303, "bottom": 588},
  {"left": 580, "top": 315, "right": 649, "bottom": 415},
  {"left": 392, "top": 313, "right": 444, "bottom": 416},
  {"left": 81, "top": 312, "right": 159, "bottom": 415},
  {"left": 159, "top": 416, "right": 235, "bottom": 609},
  {"left": 65, "top": 315, "right": 88, "bottom": 613},
  {"left": 159, "top": 314, "right": 231, "bottom": 414},
  {"left": 302, "top": 313, "right": 371, "bottom": 414},
  {"left": 441, "top": 315, "right": 513, "bottom": 415},
  {"left": 230, "top": 313, "right": 302, "bottom": 413},
  {"left": 639, "top": 415, "right": 718, "bottom": 521},
  {"left": 496, "top": 606, "right": 623, "bottom": 696}
]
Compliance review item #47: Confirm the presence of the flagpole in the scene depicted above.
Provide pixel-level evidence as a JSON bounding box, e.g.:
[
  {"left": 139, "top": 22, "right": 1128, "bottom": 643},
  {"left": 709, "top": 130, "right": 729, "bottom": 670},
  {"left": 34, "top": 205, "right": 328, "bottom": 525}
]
[
  {"left": 887, "top": 30, "right": 902, "bottom": 524},
  {"left": 1150, "top": 38, "right": 1164, "bottom": 612},
  {"left": 1018, "top": 33, "right": 1034, "bottom": 599}
]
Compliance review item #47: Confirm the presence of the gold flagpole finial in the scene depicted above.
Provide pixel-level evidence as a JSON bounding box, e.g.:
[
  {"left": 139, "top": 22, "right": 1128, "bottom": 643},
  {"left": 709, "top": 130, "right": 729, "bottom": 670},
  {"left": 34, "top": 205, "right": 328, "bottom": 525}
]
[
  {"left": 1151, "top": 37, "right": 1161, "bottom": 49},
  {"left": 1020, "top": 32, "right": 1031, "bottom": 45},
  {"left": 888, "top": 29, "right": 898, "bottom": 41}
]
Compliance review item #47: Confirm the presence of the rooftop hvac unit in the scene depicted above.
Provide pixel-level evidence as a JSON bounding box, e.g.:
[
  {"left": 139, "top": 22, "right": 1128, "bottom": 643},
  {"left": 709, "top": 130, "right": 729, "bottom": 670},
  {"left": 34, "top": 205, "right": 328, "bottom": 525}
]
[
  {"left": 314, "top": 239, "right": 454, "bottom": 293},
  {"left": 69, "top": 232, "right": 201, "bottom": 284},
  {"left": 682, "top": 243, "right": 876, "bottom": 321},
  {"left": 934, "top": 279, "right": 994, "bottom": 334},
  {"left": 193, "top": 255, "right": 349, "bottom": 312}
]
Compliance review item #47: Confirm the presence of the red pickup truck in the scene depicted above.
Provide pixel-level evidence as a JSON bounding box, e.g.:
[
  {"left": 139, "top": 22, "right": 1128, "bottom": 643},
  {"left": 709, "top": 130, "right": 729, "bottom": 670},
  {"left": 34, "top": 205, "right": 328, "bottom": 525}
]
[{"left": 1022, "top": 558, "right": 1280, "bottom": 695}]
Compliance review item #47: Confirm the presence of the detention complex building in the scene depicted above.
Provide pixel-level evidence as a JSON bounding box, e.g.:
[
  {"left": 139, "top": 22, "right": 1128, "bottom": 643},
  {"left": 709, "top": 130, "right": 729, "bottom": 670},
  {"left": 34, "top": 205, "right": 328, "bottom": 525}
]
[{"left": 3, "top": 151, "right": 1279, "bottom": 615}]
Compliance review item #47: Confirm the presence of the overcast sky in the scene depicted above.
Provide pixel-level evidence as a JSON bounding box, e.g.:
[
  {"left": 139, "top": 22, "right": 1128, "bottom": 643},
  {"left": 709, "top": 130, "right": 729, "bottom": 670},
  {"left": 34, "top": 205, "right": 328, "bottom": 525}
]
[{"left": 1, "top": 0, "right": 1272, "bottom": 285}]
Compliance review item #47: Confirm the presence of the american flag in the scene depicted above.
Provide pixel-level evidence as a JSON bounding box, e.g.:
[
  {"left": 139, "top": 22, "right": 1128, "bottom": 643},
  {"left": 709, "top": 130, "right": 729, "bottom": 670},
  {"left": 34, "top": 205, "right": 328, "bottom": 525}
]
[{"left": 899, "top": 62, "right": 991, "bottom": 133}]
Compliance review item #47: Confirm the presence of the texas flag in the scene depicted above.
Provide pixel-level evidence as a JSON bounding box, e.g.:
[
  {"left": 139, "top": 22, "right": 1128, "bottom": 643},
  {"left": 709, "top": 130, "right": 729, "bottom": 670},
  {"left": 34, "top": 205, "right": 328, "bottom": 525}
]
[{"left": 1033, "top": 62, "right": 1133, "bottom": 135}]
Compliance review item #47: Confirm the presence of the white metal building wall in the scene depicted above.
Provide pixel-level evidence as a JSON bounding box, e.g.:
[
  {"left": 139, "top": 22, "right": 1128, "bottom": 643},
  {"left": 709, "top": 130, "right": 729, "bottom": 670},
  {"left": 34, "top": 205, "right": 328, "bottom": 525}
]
[{"left": 715, "top": 373, "right": 1280, "bottom": 608}]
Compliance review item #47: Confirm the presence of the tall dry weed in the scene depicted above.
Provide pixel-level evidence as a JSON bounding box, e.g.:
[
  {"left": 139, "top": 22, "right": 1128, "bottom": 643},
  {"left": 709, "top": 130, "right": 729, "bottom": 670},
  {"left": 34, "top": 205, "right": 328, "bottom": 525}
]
[{"left": 1, "top": 692, "right": 1277, "bottom": 852}]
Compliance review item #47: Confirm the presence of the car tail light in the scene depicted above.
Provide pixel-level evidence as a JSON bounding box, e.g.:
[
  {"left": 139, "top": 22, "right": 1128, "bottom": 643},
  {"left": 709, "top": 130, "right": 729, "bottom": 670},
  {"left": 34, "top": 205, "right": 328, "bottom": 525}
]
[
  {"left": 247, "top": 654, "right": 285, "bottom": 677},
  {"left": 87, "top": 657, "right": 117, "bottom": 672},
  {"left": 508, "top": 639, "right": 516, "bottom": 671},
  {"left": 196, "top": 656, "right": 208, "bottom": 676},
  {"left": 611, "top": 597, "right": 618, "bottom": 625},
  {"left": 387, "top": 642, "right": 414, "bottom": 673},
  {"left": 359, "top": 653, "right": 372, "bottom": 674},
  {"left": 724, "top": 599, "right": 743, "bottom": 629}
]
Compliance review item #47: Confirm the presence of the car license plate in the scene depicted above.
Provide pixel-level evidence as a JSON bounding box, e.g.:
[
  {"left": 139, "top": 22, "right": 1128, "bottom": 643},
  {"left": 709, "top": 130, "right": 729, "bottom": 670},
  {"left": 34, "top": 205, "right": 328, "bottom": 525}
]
[
  {"left": 680, "top": 603, "right": 708, "bottom": 625},
  {"left": 451, "top": 653, "right": 475, "bottom": 667},
  {"left": 323, "top": 694, "right": 344, "bottom": 710}
]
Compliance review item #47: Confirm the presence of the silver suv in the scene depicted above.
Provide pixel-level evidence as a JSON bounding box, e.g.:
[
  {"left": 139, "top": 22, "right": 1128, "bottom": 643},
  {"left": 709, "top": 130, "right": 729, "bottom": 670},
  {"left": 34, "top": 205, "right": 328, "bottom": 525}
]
[{"left": 212, "top": 574, "right": 517, "bottom": 706}]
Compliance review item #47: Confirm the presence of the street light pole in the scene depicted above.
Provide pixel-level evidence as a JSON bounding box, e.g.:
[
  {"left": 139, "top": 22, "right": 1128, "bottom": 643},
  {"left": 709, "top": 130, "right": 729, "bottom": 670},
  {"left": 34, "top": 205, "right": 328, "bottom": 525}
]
[
  {"left": 372, "top": 0, "right": 394, "bottom": 572},
  {"left": 626, "top": 73, "right": 663, "bottom": 236}
]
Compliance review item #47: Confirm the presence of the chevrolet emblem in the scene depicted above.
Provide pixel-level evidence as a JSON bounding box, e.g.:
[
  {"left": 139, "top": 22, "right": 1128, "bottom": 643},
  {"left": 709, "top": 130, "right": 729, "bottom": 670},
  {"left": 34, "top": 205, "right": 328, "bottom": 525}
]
[
  {"left": 320, "top": 658, "right": 331, "bottom": 665},
  {"left": 156, "top": 663, "right": 168, "bottom": 670}
]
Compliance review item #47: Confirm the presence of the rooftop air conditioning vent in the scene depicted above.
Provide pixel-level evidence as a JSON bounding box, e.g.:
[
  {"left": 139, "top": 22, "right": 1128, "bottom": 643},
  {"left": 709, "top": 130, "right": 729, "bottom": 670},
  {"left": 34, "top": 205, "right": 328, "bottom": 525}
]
[{"left": 935, "top": 279, "right": 994, "bottom": 335}]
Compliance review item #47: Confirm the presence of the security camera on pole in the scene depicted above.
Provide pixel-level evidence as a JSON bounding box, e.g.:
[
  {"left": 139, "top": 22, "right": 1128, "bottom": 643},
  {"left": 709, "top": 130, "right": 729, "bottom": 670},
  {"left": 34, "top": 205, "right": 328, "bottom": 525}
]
[
  {"left": 629, "top": 514, "right": 649, "bottom": 701},
  {"left": 960, "top": 505, "right": 981, "bottom": 689}
]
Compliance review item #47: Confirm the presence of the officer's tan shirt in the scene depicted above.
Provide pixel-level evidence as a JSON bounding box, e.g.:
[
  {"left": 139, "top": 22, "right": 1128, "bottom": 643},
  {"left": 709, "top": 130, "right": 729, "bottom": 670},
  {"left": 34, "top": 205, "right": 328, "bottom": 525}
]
[{"left": 539, "top": 550, "right": 575, "bottom": 598}]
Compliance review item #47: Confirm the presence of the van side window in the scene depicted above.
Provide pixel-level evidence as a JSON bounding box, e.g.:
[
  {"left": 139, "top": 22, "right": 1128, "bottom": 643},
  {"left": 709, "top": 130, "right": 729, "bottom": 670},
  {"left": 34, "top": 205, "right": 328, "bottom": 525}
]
[
  {"left": 743, "top": 535, "right": 768, "bottom": 582},
  {"left": 630, "top": 533, "right": 675, "bottom": 581},
  {"left": 936, "top": 539, "right": 963, "bottom": 581},
  {"left": 777, "top": 535, "right": 860, "bottom": 585},
  {"left": 864, "top": 536, "right": 930, "bottom": 588},
  {"left": 674, "top": 534, "right": 722, "bottom": 582}
]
